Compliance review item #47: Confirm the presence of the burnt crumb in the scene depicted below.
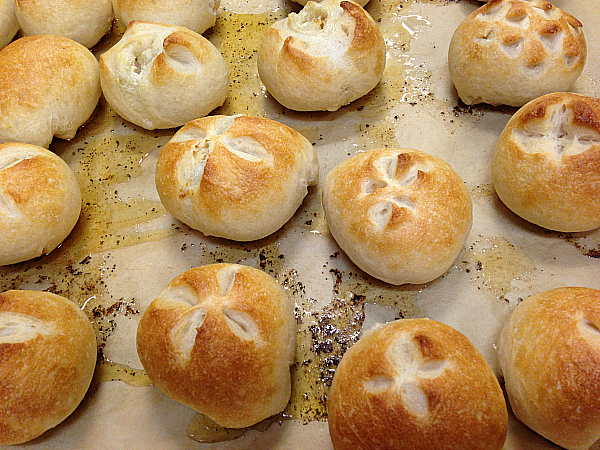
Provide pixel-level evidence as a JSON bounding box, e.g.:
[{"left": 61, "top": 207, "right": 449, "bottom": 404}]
[{"left": 330, "top": 251, "right": 340, "bottom": 259}]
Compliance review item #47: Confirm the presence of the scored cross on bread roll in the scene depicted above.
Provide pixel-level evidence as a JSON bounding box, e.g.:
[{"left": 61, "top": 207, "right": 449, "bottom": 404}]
[
  {"left": 257, "top": 0, "right": 386, "bottom": 112},
  {"left": 448, "top": 0, "right": 587, "bottom": 107},
  {"left": 0, "top": 35, "right": 101, "bottom": 148},
  {"left": 492, "top": 92, "right": 600, "bottom": 232},
  {"left": 328, "top": 318, "right": 508, "bottom": 450},
  {"left": 136, "top": 264, "right": 296, "bottom": 428},
  {"left": 498, "top": 287, "right": 600, "bottom": 450}
]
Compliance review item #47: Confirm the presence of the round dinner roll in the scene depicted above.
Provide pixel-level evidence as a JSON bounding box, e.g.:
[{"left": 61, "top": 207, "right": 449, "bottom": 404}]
[
  {"left": 448, "top": 0, "right": 587, "bottom": 107},
  {"left": 257, "top": 0, "right": 386, "bottom": 112},
  {"left": 292, "top": 0, "right": 368, "bottom": 7},
  {"left": 0, "top": 0, "right": 19, "bottom": 50},
  {"left": 0, "top": 35, "right": 101, "bottom": 148},
  {"left": 14, "top": 0, "right": 113, "bottom": 48},
  {"left": 328, "top": 318, "right": 508, "bottom": 450},
  {"left": 498, "top": 287, "right": 600, "bottom": 450},
  {"left": 113, "top": 0, "right": 219, "bottom": 35},
  {"left": 492, "top": 92, "right": 600, "bottom": 232},
  {"left": 155, "top": 114, "right": 319, "bottom": 241},
  {"left": 0, "top": 290, "right": 97, "bottom": 445},
  {"left": 136, "top": 264, "right": 296, "bottom": 428},
  {"left": 322, "top": 148, "right": 472, "bottom": 285},
  {"left": 0, "top": 143, "right": 82, "bottom": 266},
  {"left": 100, "top": 21, "right": 229, "bottom": 130}
]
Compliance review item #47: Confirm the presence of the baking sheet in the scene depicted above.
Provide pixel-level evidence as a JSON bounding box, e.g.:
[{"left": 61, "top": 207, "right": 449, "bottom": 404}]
[{"left": 1, "top": 0, "right": 599, "bottom": 448}]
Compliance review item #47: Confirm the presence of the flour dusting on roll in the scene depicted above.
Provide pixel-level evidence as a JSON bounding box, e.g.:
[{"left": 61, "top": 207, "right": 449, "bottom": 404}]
[
  {"left": 498, "top": 287, "right": 600, "bottom": 450},
  {"left": 322, "top": 148, "right": 472, "bottom": 285},
  {"left": 136, "top": 264, "right": 296, "bottom": 428},
  {"left": 328, "top": 318, "right": 508, "bottom": 450},
  {"left": 0, "top": 290, "right": 97, "bottom": 445},
  {"left": 0, "top": 35, "right": 101, "bottom": 148},
  {"left": 155, "top": 114, "right": 319, "bottom": 241},
  {"left": 257, "top": 0, "right": 386, "bottom": 111},
  {"left": 100, "top": 21, "right": 229, "bottom": 130},
  {"left": 448, "top": 0, "right": 587, "bottom": 106}
]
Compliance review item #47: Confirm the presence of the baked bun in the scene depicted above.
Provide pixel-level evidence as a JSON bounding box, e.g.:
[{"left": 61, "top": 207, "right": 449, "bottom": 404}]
[
  {"left": 136, "top": 264, "right": 296, "bottom": 428},
  {"left": 292, "top": 0, "right": 368, "bottom": 7},
  {"left": 0, "top": 35, "right": 101, "bottom": 148},
  {"left": 0, "top": 290, "right": 97, "bottom": 445},
  {"left": 257, "top": 0, "right": 386, "bottom": 111},
  {"left": 498, "top": 287, "right": 600, "bottom": 450},
  {"left": 328, "top": 318, "right": 508, "bottom": 450},
  {"left": 492, "top": 92, "right": 600, "bottom": 232},
  {"left": 100, "top": 21, "right": 229, "bottom": 130},
  {"left": 0, "top": 0, "right": 19, "bottom": 50},
  {"left": 113, "top": 0, "right": 219, "bottom": 35},
  {"left": 322, "top": 148, "right": 472, "bottom": 285},
  {"left": 0, "top": 143, "right": 82, "bottom": 266},
  {"left": 155, "top": 114, "right": 319, "bottom": 241},
  {"left": 448, "top": 0, "right": 587, "bottom": 107},
  {"left": 14, "top": 0, "right": 113, "bottom": 48}
]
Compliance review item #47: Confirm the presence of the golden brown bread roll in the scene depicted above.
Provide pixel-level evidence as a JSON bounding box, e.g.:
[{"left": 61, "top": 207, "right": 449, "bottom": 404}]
[
  {"left": 492, "top": 92, "right": 600, "bottom": 232},
  {"left": 498, "top": 287, "right": 600, "bottom": 450},
  {"left": 0, "top": 143, "right": 82, "bottom": 266},
  {"left": 113, "top": 0, "right": 219, "bottom": 35},
  {"left": 448, "top": 0, "right": 587, "bottom": 106},
  {"left": 136, "top": 264, "right": 296, "bottom": 428},
  {"left": 0, "top": 35, "right": 101, "bottom": 148},
  {"left": 15, "top": 0, "right": 113, "bottom": 48},
  {"left": 322, "top": 148, "right": 472, "bottom": 285},
  {"left": 257, "top": 0, "right": 386, "bottom": 111},
  {"left": 0, "top": 0, "right": 19, "bottom": 50},
  {"left": 328, "top": 318, "right": 508, "bottom": 450},
  {"left": 100, "top": 21, "right": 229, "bottom": 130},
  {"left": 292, "top": 0, "right": 368, "bottom": 7},
  {"left": 155, "top": 114, "right": 319, "bottom": 241},
  {"left": 0, "top": 290, "right": 97, "bottom": 445}
]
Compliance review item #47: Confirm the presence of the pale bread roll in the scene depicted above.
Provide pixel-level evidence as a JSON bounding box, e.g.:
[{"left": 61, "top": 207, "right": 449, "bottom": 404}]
[
  {"left": 328, "top": 318, "right": 508, "bottom": 450},
  {"left": 14, "top": 0, "right": 113, "bottom": 48},
  {"left": 257, "top": 0, "right": 386, "bottom": 111},
  {"left": 0, "top": 36, "right": 102, "bottom": 147},
  {"left": 136, "top": 264, "right": 296, "bottom": 428},
  {"left": 155, "top": 114, "right": 319, "bottom": 241},
  {"left": 322, "top": 148, "right": 472, "bottom": 285},
  {"left": 0, "top": 143, "right": 82, "bottom": 266},
  {"left": 113, "top": 0, "right": 219, "bottom": 35},
  {"left": 492, "top": 92, "right": 600, "bottom": 232},
  {"left": 0, "top": 290, "right": 97, "bottom": 445},
  {"left": 498, "top": 287, "right": 600, "bottom": 450},
  {"left": 448, "top": 0, "right": 586, "bottom": 107},
  {"left": 100, "top": 21, "right": 229, "bottom": 130},
  {"left": 0, "top": 35, "right": 101, "bottom": 148},
  {"left": 0, "top": 0, "right": 18, "bottom": 50}
]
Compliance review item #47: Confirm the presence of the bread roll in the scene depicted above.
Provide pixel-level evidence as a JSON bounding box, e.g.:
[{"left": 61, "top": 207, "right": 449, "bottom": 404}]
[
  {"left": 0, "top": 35, "right": 101, "bottom": 148},
  {"left": 15, "top": 0, "right": 113, "bottom": 48},
  {"left": 492, "top": 92, "right": 600, "bottom": 232},
  {"left": 136, "top": 264, "right": 296, "bottom": 428},
  {"left": 0, "top": 0, "right": 18, "bottom": 50},
  {"left": 100, "top": 21, "right": 229, "bottom": 130},
  {"left": 113, "top": 0, "right": 219, "bottom": 35},
  {"left": 292, "top": 0, "right": 368, "bottom": 7},
  {"left": 448, "top": 0, "right": 586, "bottom": 107},
  {"left": 0, "top": 143, "right": 82, "bottom": 266},
  {"left": 328, "top": 318, "right": 508, "bottom": 450},
  {"left": 498, "top": 287, "right": 600, "bottom": 450},
  {"left": 155, "top": 114, "right": 319, "bottom": 241},
  {"left": 0, "top": 290, "right": 97, "bottom": 445},
  {"left": 257, "top": 0, "right": 386, "bottom": 111},
  {"left": 322, "top": 148, "right": 472, "bottom": 285}
]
